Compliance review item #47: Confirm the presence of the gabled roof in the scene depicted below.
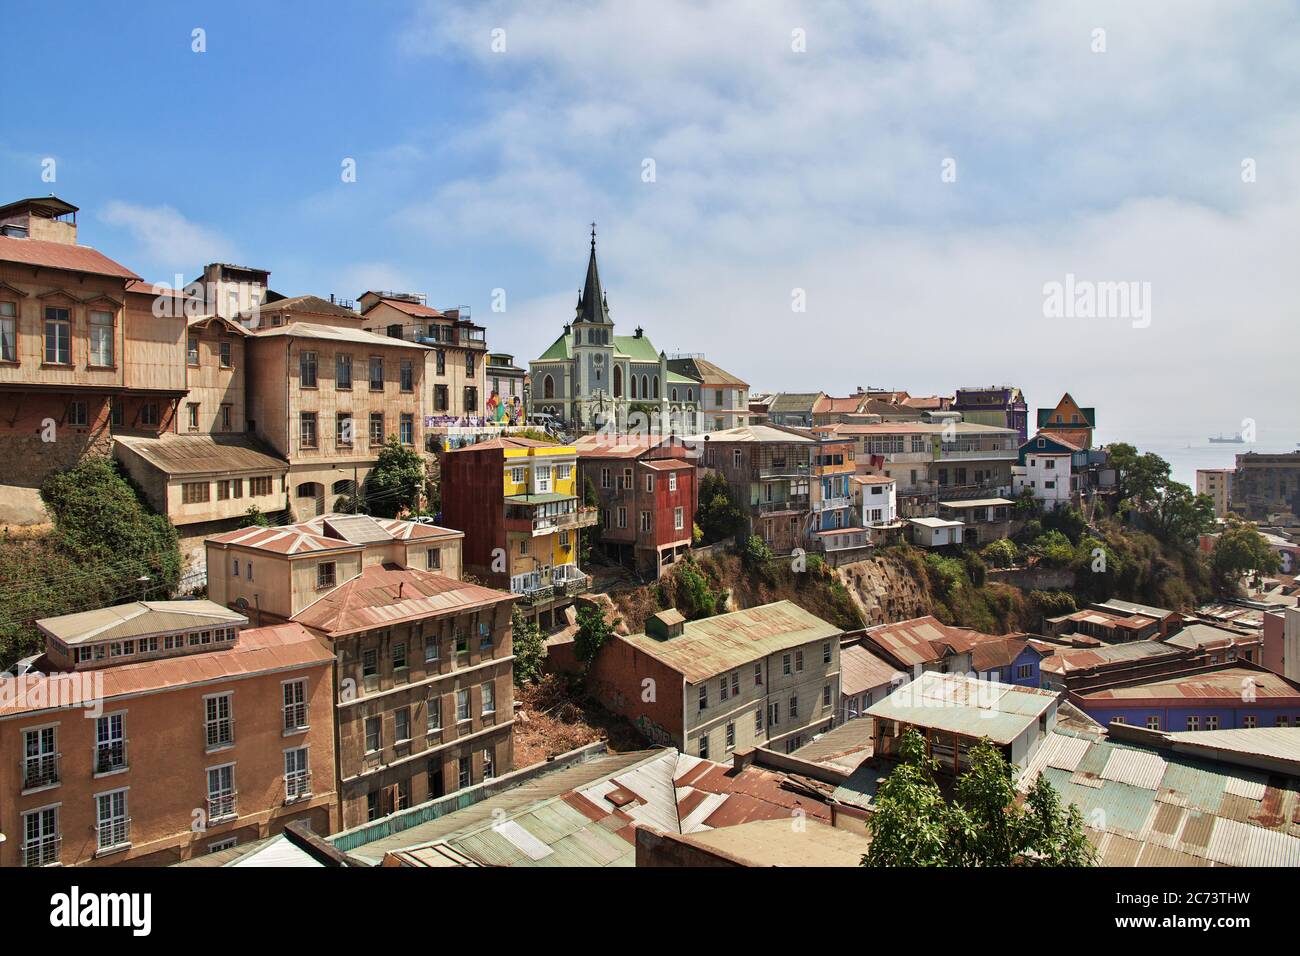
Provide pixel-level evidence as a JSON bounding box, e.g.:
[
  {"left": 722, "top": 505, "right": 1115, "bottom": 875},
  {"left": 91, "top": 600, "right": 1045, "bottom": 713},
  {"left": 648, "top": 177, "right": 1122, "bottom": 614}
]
[
  {"left": 292, "top": 564, "right": 514, "bottom": 638},
  {"left": 115, "top": 433, "right": 286, "bottom": 477},
  {"left": 841, "top": 644, "right": 905, "bottom": 696},
  {"left": 970, "top": 635, "right": 1038, "bottom": 672},
  {"left": 694, "top": 423, "right": 816, "bottom": 444},
  {"left": 767, "top": 392, "right": 825, "bottom": 415},
  {"left": 0, "top": 235, "right": 139, "bottom": 280},
  {"left": 246, "top": 294, "right": 360, "bottom": 320},
  {"left": 364, "top": 296, "right": 445, "bottom": 319},
  {"left": 1037, "top": 393, "right": 1096, "bottom": 428},
  {"left": 862, "top": 615, "right": 990, "bottom": 667},
  {"left": 666, "top": 357, "right": 748, "bottom": 388},
  {"left": 250, "top": 321, "right": 428, "bottom": 350},
  {"left": 37, "top": 599, "right": 247, "bottom": 646}
]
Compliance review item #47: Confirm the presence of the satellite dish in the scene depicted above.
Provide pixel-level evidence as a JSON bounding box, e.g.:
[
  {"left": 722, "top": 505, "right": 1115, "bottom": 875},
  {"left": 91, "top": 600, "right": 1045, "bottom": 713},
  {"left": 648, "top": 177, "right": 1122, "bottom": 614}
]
[{"left": 234, "top": 597, "right": 250, "bottom": 611}]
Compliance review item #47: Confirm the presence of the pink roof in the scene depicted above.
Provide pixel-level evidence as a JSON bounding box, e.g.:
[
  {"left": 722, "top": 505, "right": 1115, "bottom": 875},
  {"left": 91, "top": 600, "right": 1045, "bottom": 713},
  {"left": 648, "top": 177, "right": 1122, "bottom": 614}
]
[
  {"left": 0, "top": 623, "right": 330, "bottom": 719},
  {"left": 841, "top": 644, "right": 904, "bottom": 696},
  {"left": 863, "top": 615, "right": 995, "bottom": 666},
  {"left": 0, "top": 235, "right": 140, "bottom": 280},
  {"left": 207, "top": 524, "right": 354, "bottom": 555},
  {"left": 373, "top": 296, "right": 445, "bottom": 319}
]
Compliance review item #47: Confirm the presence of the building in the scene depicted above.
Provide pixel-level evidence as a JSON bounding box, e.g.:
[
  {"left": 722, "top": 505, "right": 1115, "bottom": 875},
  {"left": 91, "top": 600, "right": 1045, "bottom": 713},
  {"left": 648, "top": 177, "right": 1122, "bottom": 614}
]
[
  {"left": 765, "top": 392, "right": 824, "bottom": 428},
  {"left": 971, "top": 636, "right": 1044, "bottom": 686},
  {"left": 529, "top": 229, "right": 701, "bottom": 433},
  {"left": 1263, "top": 607, "right": 1300, "bottom": 682},
  {"left": 243, "top": 321, "right": 428, "bottom": 519},
  {"left": 576, "top": 601, "right": 842, "bottom": 756},
  {"left": 1232, "top": 452, "right": 1300, "bottom": 519},
  {"left": 575, "top": 435, "right": 698, "bottom": 577},
  {"left": 666, "top": 356, "right": 750, "bottom": 432},
  {"left": 1042, "top": 606, "right": 1164, "bottom": 644},
  {"left": 858, "top": 616, "right": 984, "bottom": 675},
  {"left": 1197, "top": 468, "right": 1233, "bottom": 518},
  {"left": 851, "top": 474, "right": 899, "bottom": 542},
  {"left": 698, "top": 423, "right": 815, "bottom": 553},
  {"left": 809, "top": 435, "right": 864, "bottom": 553},
  {"left": 1035, "top": 392, "right": 1096, "bottom": 449},
  {"left": 438, "top": 437, "right": 595, "bottom": 617},
  {"left": 1071, "top": 661, "right": 1300, "bottom": 731},
  {"left": 485, "top": 352, "right": 528, "bottom": 426},
  {"left": 1013, "top": 432, "right": 1079, "bottom": 511},
  {"left": 935, "top": 496, "right": 1015, "bottom": 546},
  {"left": 1, "top": 600, "right": 337, "bottom": 866},
  {"left": 821, "top": 420, "right": 1019, "bottom": 517},
  {"left": 0, "top": 196, "right": 188, "bottom": 485},
  {"left": 839, "top": 644, "right": 904, "bottom": 722},
  {"left": 205, "top": 512, "right": 464, "bottom": 624},
  {"left": 907, "top": 515, "right": 964, "bottom": 547},
  {"left": 358, "top": 292, "right": 489, "bottom": 436},
  {"left": 952, "top": 385, "right": 1029, "bottom": 443},
  {"left": 290, "top": 563, "right": 518, "bottom": 828}
]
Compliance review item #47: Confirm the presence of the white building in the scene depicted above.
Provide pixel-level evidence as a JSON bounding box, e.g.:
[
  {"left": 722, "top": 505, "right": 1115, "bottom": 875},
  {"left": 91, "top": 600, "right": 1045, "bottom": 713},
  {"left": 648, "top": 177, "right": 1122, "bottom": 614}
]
[
  {"left": 1013, "top": 433, "right": 1077, "bottom": 511},
  {"left": 907, "top": 515, "right": 964, "bottom": 547}
]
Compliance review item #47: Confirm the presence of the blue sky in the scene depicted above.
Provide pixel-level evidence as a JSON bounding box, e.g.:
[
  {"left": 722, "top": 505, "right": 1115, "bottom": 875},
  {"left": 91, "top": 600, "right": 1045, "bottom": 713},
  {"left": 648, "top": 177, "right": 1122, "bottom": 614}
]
[{"left": 5, "top": 0, "right": 1299, "bottom": 462}]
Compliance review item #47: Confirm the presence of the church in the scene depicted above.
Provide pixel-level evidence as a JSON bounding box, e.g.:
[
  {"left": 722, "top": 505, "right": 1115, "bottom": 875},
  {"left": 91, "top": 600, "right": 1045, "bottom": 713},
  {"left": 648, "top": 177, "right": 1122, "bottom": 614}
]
[{"left": 529, "top": 228, "right": 703, "bottom": 434}]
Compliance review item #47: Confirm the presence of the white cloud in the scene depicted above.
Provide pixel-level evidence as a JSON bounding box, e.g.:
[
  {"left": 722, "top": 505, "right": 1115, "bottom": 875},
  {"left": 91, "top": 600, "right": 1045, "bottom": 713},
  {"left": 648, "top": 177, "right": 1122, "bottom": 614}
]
[{"left": 98, "top": 201, "right": 237, "bottom": 276}]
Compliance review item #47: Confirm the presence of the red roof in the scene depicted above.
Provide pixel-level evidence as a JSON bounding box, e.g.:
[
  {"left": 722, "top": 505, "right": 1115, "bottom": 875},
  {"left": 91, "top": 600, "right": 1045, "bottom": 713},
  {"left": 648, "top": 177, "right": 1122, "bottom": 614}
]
[
  {"left": 372, "top": 296, "right": 445, "bottom": 319},
  {"left": 0, "top": 235, "right": 139, "bottom": 280},
  {"left": 126, "top": 279, "right": 187, "bottom": 298},
  {"left": 0, "top": 623, "right": 330, "bottom": 718},
  {"left": 292, "top": 565, "right": 514, "bottom": 638}
]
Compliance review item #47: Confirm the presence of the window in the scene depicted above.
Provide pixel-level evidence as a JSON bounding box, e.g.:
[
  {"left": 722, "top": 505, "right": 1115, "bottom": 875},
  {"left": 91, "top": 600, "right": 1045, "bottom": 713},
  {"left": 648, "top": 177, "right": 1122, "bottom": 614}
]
[
  {"left": 217, "top": 480, "right": 231, "bottom": 501},
  {"left": 483, "top": 747, "right": 495, "bottom": 780},
  {"left": 823, "top": 642, "right": 832, "bottom": 665},
  {"left": 617, "top": 507, "right": 627, "bottom": 529},
  {"left": 789, "top": 695, "right": 799, "bottom": 719},
  {"left": 720, "top": 676, "right": 729, "bottom": 701},
  {"left": 317, "top": 561, "right": 336, "bottom": 589},
  {"left": 23, "top": 807, "right": 60, "bottom": 867},
  {"left": 645, "top": 473, "right": 655, "bottom": 493},
  {"left": 206, "top": 764, "right": 236, "bottom": 820},
  {"left": 369, "top": 412, "right": 384, "bottom": 445},
  {"left": 822, "top": 685, "right": 832, "bottom": 707},
  {"left": 392, "top": 641, "right": 407, "bottom": 670},
  {"left": 698, "top": 733, "right": 710, "bottom": 759},
  {"left": 205, "top": 694, "right": 234, "bottom": 748},
  {"left": 283, "top": 680, "right": 307, "bottom": 731},
  {"left": 639, "top": 510, "right": 651, "bottom": 532},
  {"left": 427, "top": 696, "right": 442, "bottom": 732},
  {"left": 600, "top": 467, "right": 611, "bottom": 489},
  {"left": 466, "top": 351, "right": 475, "bottom": 375},
  {"left": 669, "top": 472, "right": 677, "bottom": 492},
  {"left": 186, "top": 402, "right": 199, "bottom": 430},
  {"left": 463, "top": 386, "right": 478, "bottom": 412},
  {"left": 220, "top": 341, "right": 232, "bottom": 368},
  {"left": 434, "top": 384, "right": 448, "bottom": 411},
  {"left": 220, "top": 404, "right": 232, "bottom": 431},
  {"left": 364, "top": 716, "right": 382, "bottom": 753},
  {"left": 187, "top": 334, "right": 200, "bottom": 365},
  {"left": 1206, "top": 716, "right": 1220, "bottom": 731},
  {"left": 41, "top": 307, "right": 71, "bottom": 364},
  {"left": 0, "top": 300, "right": 16, "bottom": 362},
  {"left": 1186, "top": 716, "right": 1200, "bottom": 731},
  {"left": 1015, "top": 663, "right": 1033, "bottom": 680},
  {"left": 754, "top": 663, "right": 763, "bottom": 686},
  {"left": 424, "top": 631, "right": 440, "bottom": 663},
  {"left": 335, "top": 412, "right": 353, "bottom": 446},
  {"left": 366, "top": 791, "right": 381, "bottom": 821},
  {"left": 299, "top": 350, "right": 318, "bottom": 387},
  {"left": 731, "top": 671, "right": 739, "bottom": 697},
  {"left": 482, "top": 682, "right": 496, "bottom": 714},
  {"left": 23, "top": 726, "right": 59, "bottom": 789},
  {"left": 426, "top": 548, "right": 441, "bottom": 571},
  {"left": 89, "top": 310, "right": 114, "bottom": 366},
  {"left": 400, "top": 360, "right": 414, "bottom": 392},
  {"left": 456, "top": 688, "right": 470, "bottom": 722},
  {"left": 67, "top": 400, "right": 88, "bottom": 426},
  {"left": 284, "top": 747, "right": 310, "bottom": 800},
  {"left": 369, "top": 356, "right": 384, "bottom": 390},
  {"left": 510, "top": 466, "right": 526, "bottom": 485},
  {"left": 182, "top": 482, "right": 210, "bottom": 504},
  {"left": 300, "top": 412, "right": 318, "bottom": 448},
  {"left": 673, "top": 506, "right": 684, "bottom": 531},
  {"left": 782, "top": 653, "right": 792, "bottom": 676},
  {"left": 400, "top": 413, "right": 414, "bottom": 446},
  {"left": 95, "top": 714, "right": 126, "bottom": 774},
  {"left": 395, "top": 708, "right": 411, "bottom": 742},
  {"left": 535, "top": 465, "right": 552, "bottom": 493},
  {"left": 436, "top": 350, "right": 446, "bottom": 375},
  {"left": 250, "top": 475, "right": 272, "bottom": 496},
  {"left": 768, "top": 701, "right": 780, "bottom": 726},
  {"left": 1278, "top": 716, "right": 1291, "bottom": 728},
  {"left": 458, "top": 756, "right": 472, "bottom": 789},
  {"left": 1145, "top": 716, "right": 1160, "bottom": 731},
  {"left": 698, "top": 685, "right": 708, "bottom": 711},
  {"left": 336, "top": 353, "right": 353, "bottom": 389},
  {"left": 1243, "top": 715, "right": 1258, "bottom": 729},
  {"left": 725, "top": 722, "right": 736, "bottom": 751},
  {"left": 754, "top": 708, "right": 763, "bottom": 735}
]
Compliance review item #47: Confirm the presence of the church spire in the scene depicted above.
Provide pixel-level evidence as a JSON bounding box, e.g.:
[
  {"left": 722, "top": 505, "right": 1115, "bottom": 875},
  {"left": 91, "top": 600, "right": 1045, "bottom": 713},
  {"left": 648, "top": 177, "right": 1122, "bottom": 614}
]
[{"left": 575, "top": 222, "right": 611, "bottom": 324}]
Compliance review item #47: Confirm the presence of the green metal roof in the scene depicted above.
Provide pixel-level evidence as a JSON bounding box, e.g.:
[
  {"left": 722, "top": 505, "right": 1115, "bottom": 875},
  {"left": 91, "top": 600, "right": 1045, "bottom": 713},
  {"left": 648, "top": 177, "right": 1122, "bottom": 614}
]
[
  {"left": 504, "top": 492, "right": 575, "bottom": 505},
  {"left": 536, "top": 332, "right": 573, "bottom": 361},
  {"left": 613, "top": 334, "right": 660, "bottom": 363}
]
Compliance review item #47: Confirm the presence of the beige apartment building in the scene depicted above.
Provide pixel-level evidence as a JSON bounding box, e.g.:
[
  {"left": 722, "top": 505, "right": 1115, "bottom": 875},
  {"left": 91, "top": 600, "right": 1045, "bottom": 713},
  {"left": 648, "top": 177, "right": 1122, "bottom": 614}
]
[
  {"left": 1196, "top": 468, "right": 1233, "bottom": 518},
  {"left": 206, "top": 512, "right": 509, "bottom": 827},
  {"left": 577, "top": 601, "right": 843, "bottom": 756},
  {"left": 244, "top": 321, "right": 428, "bottom": 518},
  {"left": 358, "top": 292, "right": 488, "bottom": 427}
]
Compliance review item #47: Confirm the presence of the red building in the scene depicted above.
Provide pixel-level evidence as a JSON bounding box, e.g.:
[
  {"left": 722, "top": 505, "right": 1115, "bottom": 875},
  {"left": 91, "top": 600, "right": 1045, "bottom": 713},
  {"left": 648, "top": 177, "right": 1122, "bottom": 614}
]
[{"left": 576, "top": 435, "right": 698, "bottom": 577}]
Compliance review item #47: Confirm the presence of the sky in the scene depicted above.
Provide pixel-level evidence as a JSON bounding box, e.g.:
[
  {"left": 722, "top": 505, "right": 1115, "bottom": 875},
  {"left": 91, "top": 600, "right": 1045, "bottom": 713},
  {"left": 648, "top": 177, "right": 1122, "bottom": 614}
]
[{"left": 5, "top": 0, "right": 1298, "bottom": 468}]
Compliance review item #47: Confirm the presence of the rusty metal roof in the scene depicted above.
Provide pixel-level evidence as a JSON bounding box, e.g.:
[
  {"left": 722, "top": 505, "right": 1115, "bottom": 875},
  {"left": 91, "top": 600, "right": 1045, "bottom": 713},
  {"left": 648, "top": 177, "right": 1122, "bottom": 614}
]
[
  {"left": 866, "top": 672, "right": 1060, "bottom": 745},
  {"left": 840, "top": 644, "right": 905, "bottom": 696},
  {"left": 1077, "top": 663, "right": 1300, "bottom": 703},
  {"left": 620, "top": 601, "right": 842, "bottom": 683},
  {"left": 0, "top": 234, "right": 139, "bottom": 280},
  {"left": 115, "top": 433, "right": 287, "bottom": 477}
]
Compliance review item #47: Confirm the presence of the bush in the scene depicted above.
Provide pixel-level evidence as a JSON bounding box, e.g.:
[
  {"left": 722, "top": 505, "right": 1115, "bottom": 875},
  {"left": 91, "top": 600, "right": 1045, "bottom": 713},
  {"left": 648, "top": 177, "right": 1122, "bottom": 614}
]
[
  {"left": 366, "top": 436, "right": 427, "bottom": 517},
  {"left": 740, "top": 534, "right": 774, "bottom": 570},
  {"left": 981, "top": 538, "right": 1018, "bottom": 568},
  {"left": 1029, "top": 530, "right": 1075, "bottom": 567},
  {"left": 511, "top": 605, "right": 545, "bottom": 685},
  {"left": 669, "top": 559, "right": 721, "bottom": 619},
  {"left": 1030, "top": 589, "right": 1077, "bottom": 619},
  {"left": 696, "top": 472, "right": 746, "bottom": 544}
]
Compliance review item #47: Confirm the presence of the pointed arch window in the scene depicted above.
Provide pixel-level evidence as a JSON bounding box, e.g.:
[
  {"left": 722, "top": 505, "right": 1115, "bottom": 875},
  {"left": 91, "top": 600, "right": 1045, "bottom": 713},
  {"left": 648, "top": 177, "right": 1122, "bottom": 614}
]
[
  {"left": 653, "top": 375, "right": 660, "bottom": 399},
  {"left": 613, "top": 365, "right": 623, "bottom": 398},
  {"left": 543, "top": 374, "right": 555, "bottom": 399}
]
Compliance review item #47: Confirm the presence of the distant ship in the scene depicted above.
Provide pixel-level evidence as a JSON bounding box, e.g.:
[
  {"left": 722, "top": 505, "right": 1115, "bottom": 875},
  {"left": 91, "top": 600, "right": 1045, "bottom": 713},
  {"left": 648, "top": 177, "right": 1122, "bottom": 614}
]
[{"left": 1208, "top": 433, "right": 1244, "bottom": 444}]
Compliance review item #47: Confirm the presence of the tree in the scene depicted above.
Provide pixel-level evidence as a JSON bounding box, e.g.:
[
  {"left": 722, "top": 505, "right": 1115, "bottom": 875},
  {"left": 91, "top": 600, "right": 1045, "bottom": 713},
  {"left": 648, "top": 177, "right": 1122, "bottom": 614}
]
[
  {"left": 1211, "top": 517, "right": 1281, "bottom": 593},
  {"left": 1029, "top": 530, "right": 1075, "bottom": 566},
  {"left": 573, "top": 602, "right": 620, "bottom": 668},
  {"left": 863, "top": 729, "right": 1095, "bottom": 867},
  {"left": 1109, "top": 442, "right": 1171, "bottom": 509},
  {"left": 367, "top": 436, "right": 427, "bottom": 517},
  {"left": 740, "top": 533, "right": 773, "bottom": 570},
  {"left": 696, "top": 471, "right": 746, "bottom": 543},
  {"left": 981, "top": 538, "right": 1018, "bottom": 568},
  {"left": 1151, "top": 482, "right": 1215, "bottom": 545},
  {"left": 240, "top": 505, "right": 272, "bottom": 528},
  {"left": 511, "top": 605, "right": 546, "bottom": 685}
]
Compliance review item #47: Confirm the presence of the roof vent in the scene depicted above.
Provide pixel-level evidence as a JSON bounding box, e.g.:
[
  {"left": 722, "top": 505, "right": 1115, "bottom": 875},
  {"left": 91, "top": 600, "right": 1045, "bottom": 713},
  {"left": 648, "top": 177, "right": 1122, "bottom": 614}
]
[{"left": 646, "top": 608, "right": 686, "bottom": 640}]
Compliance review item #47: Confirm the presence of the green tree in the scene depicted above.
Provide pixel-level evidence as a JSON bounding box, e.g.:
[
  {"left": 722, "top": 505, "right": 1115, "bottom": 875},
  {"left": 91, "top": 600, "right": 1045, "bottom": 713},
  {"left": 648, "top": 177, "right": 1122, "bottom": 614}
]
[
  {"left": 1029, "top": 530, "right": 1075, "bottom": 566},
  {"left": 511, "top": 605, "right": 546, "bottom": 685},
  {"left": 696, "top": 471, "right": 746, "bottom": 543},
  {"left": 367, "top": 436, "right": 427, "bottom": 517},
  {"left": 864, "top": 729, "right": 1095, "bottom": 867},
  {"left": 740, "top": 533, "right": 773, "bottom": 570},
  {"left": 573, "top": 602, "right": 620, "bottom": 668},
  {"left": 1211, "top": 517, "right": 1281, "bottom": 593},
  {"left": 1108, "top": 442, "right": 1171, "bottom": 509},
  {"left": 240, "top": 505, "right": 272, "bottom": 528},
  {"left": 670, "top": 559, "right": 720, "bottom": 619},
  {"left": 981, "top": 538, "right": 1018, "bottom": 568}
]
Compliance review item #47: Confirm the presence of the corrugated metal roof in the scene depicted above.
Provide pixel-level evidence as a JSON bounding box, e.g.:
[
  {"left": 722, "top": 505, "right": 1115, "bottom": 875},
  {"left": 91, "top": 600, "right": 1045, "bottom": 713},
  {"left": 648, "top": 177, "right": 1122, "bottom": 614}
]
[
  {"left": 866, "top": 672, "right": 1059, "bottom": 745},
  {"left": 37, "top": 599, "right": 247, "bottom": 645},
  {"left": 115, "top": 433, "right": 287, "bottom": 477},
  {"left": 620, "top": 601, "right": 841, "bottom": 683},
  {"left": 0, "top": 234, "right": 140, "bottom": 279},
  {"left": 840, "top": 644, "right": 905, "bottom": 696}
]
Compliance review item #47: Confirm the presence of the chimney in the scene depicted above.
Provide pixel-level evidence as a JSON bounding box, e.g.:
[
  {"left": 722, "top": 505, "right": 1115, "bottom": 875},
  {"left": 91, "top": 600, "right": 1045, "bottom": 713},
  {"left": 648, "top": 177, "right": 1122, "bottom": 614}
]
[{"left": 634, "top": 326, "right": 643, "bottom": 338}]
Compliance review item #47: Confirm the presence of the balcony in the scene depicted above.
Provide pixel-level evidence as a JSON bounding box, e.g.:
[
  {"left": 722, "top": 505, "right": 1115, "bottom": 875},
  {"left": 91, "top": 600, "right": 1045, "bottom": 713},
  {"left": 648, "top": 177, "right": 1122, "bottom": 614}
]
[
  {"left": 752, "top": 462, "right": 811, "bottom": 480},
  {"left": 511, "top": 565, "right": 591, "bottom": 603},
  {"left": 94, "top": 740, "right": 128, "bottom": 775},
  {"left": 22, "top": 835, "right": 61, "bottom": 868},
  {"left": 504, "top": 497, "right": 597, "bottom": 536},
  {"left": 285, "top": 770, "right": 312, "bottom": 803},
  {"left": 756, "top": 496, "right": 809, "bottom": 515},
  {"left": 95, "top": 818, "right": 131, "bottom": 853},
  {"left": 813, "top": 495, "right": 853, "bottom": 513},
  {"left": 205, "top": 717, "right": 235, "bottom": 750},
  {"left": 208, "top": 791, "right": 238, "bottom": 822},
  {"left": 21, "top": 753, "right": 60, "bottom": 790},
  {"left": 934, "top": 446, "right": 1018, "bottom": 461}
]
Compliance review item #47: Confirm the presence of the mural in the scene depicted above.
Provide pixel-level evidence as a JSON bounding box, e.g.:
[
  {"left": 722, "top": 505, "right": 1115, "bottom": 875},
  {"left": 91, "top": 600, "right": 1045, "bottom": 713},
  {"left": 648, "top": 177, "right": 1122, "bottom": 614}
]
[{"left": 486, "top": 391, "right": 524, "bottom": 425}]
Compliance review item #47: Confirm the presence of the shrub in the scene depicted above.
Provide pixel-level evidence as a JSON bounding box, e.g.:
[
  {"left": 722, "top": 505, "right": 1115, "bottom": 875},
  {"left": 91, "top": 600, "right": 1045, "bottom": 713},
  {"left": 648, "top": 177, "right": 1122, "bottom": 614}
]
[{"left": 981, "top": 538, "right": 1018, "bottom": 568}]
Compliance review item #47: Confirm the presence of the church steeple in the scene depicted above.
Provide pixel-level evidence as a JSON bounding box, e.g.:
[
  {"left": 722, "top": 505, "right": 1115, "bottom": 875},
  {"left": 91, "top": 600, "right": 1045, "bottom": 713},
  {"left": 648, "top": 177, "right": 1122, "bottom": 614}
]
[{"left": 575, "top": 222, "right": 611, "bottom": 324}]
